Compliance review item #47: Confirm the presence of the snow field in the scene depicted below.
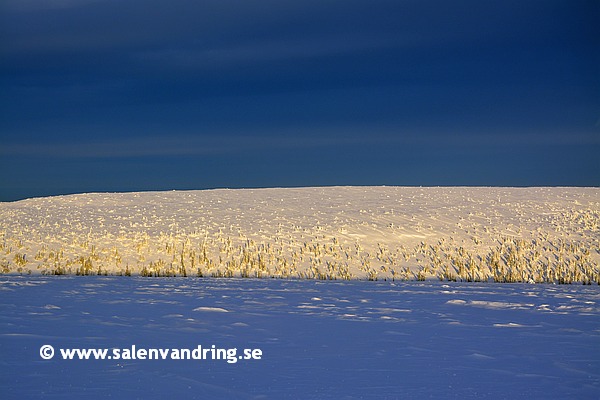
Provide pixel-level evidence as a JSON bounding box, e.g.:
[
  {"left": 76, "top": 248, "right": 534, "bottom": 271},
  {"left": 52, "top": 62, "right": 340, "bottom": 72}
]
[
  {"left": 1, "top": 276, "right": 599, "bottom": 399},
  {"left": 1, "top": 187, "right": 598, "bottom": 283}
]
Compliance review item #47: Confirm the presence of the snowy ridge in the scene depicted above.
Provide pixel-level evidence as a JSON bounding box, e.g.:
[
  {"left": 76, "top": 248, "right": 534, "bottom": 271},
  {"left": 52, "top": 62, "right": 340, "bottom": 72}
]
[{"left": 1, "top": 186, "right": 598, "bottom": 282}]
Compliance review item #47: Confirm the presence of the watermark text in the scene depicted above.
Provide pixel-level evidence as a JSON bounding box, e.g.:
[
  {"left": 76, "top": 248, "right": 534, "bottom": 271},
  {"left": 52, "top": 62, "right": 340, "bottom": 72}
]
[{"left": 40, "top": 344, "right": 262, "bottom": 364}]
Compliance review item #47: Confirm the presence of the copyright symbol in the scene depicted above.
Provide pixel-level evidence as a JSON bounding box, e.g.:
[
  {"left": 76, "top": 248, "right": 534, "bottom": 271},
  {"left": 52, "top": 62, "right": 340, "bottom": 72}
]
[{"left": 40, "top": 345, "right": 54, "bottom": 360}]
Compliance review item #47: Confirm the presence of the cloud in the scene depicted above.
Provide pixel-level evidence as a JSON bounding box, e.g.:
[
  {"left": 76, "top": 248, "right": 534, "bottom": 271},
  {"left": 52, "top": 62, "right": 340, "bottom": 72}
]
[
  {"left": 1, "top": 0, "right": 105, "bottom": 11},
  {"left": 2, "top": 0, "right": 415, "bottom": 69},
  {"left": 136, "top": 32, "right": 401, "bottom": 71},
  {"left": 2, "top": 1, "right": 547, "bottom": 61},
  {"left": 2, "top": 127, "right": 597, "bottom": 159},
  {"left": 0, "top": 131, "right": 359, "bottom": 158}
]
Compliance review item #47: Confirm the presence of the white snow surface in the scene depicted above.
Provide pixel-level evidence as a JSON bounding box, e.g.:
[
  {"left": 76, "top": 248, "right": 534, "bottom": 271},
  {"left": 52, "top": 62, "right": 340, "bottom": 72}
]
[
  {"left": 1, "top": 186, "right": 599, "bottom": 282},
  {"left": 1, "top": 187, "right": 599, "bottom": 398},
  {"left": 1, "top": 277, "right": 599, "bottom": 399}
]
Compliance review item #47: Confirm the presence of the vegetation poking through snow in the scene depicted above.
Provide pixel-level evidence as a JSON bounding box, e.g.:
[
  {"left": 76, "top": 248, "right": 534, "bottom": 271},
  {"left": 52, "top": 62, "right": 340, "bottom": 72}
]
[{"left": 0, "top": 187, "right": 598, "bottom": 283}]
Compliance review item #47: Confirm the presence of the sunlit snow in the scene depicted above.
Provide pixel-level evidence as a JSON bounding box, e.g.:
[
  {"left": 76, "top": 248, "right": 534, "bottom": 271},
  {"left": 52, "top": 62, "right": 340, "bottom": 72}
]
[{"left": 1, "top": 187, "right": 598, "bottom": 283}]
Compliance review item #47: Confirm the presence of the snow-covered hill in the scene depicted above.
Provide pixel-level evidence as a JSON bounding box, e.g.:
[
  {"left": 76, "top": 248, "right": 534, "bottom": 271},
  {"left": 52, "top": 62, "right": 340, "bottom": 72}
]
[{"left": 1, "top": 187, "right": 598, "bottom": 283}]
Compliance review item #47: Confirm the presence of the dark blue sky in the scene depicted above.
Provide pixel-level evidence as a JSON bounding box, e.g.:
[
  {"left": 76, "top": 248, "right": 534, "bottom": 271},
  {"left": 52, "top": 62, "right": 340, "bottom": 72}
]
[{"left": 1, "top": 0, "right": 598, "bottom": 201}]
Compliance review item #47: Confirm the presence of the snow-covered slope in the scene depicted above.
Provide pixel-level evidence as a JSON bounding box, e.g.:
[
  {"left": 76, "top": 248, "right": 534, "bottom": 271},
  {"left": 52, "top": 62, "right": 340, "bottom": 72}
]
[{"left": 1, "top": 187, "right": 598, "bottom": 282}]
